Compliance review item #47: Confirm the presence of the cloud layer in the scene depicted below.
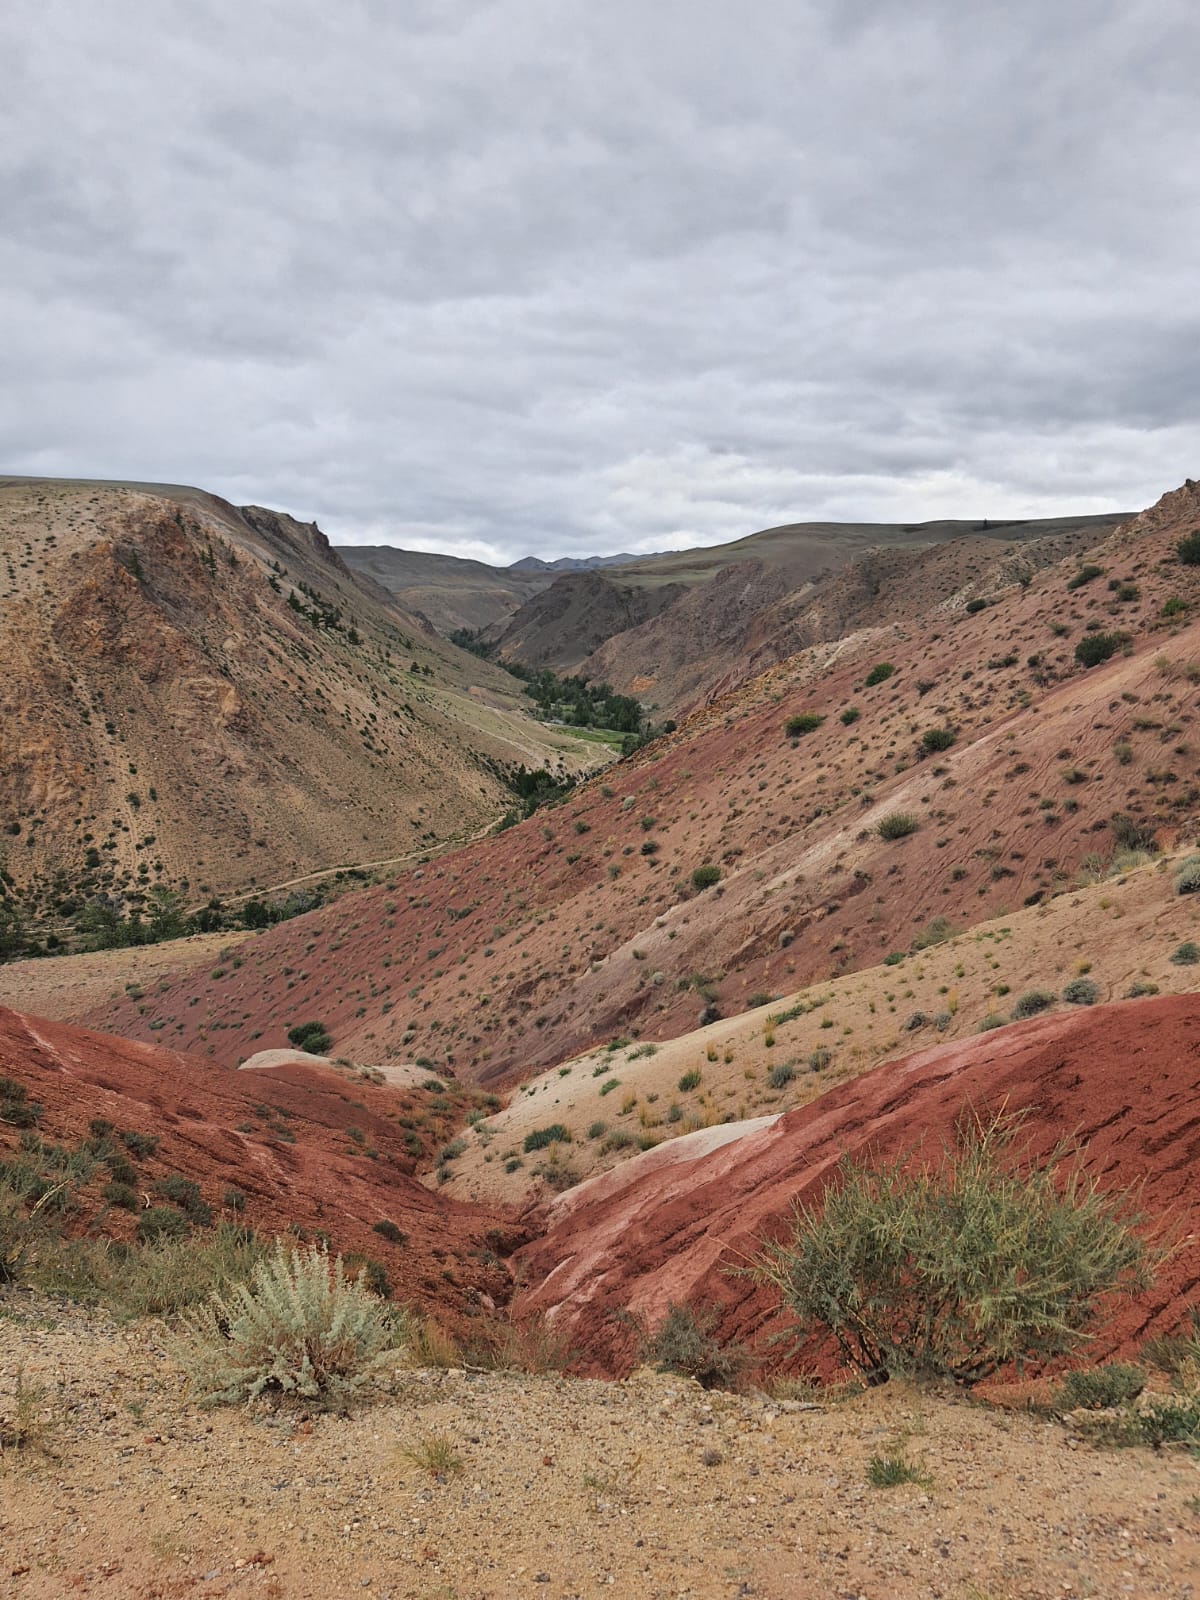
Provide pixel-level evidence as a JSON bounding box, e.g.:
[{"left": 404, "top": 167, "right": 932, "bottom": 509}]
[{"left": 3, "top": 0, "right": 1197, "bottom": 562}]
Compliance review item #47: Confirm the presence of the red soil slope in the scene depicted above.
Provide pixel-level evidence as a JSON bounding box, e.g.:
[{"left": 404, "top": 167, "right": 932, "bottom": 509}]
[
  {"left": 0, "top": 1007, "right": 517, "bottom": 1325},
  {"left": 86, "top": 482, "right": 1200, "bottom": 1090},
  {"left": 513, "top": 995, "right": 1200, "bottom": 1377}
]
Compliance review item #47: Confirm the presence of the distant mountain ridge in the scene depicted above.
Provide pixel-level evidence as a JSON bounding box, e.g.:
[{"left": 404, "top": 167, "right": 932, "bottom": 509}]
[{"left": 509, "top": 552, "right": 646, "bottom": 573}]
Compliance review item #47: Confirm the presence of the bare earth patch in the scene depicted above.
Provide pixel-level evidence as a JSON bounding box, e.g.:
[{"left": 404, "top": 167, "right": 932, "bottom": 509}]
[{"left": 2, "top": 1295, "right": 1198, "bottom": 1599}]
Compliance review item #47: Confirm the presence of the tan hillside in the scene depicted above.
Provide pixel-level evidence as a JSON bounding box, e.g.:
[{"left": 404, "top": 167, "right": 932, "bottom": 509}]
[
  {"left": 0, "top": 477, "right": 605, "bottom": 932},
  {"left": 338, "top": 544, "right": 551, "bottom": 634},
  {"left": 83, "top": 481, "right": 1200, "bottom": 1093}
]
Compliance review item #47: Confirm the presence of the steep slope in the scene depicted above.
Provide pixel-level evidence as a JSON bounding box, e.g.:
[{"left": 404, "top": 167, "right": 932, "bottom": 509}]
[
  {"left": 486, "top": 510, "right": 1129, "bottom": 702},
  {"left": 0, "top": 1005, "right": 515, "bottom": 1325},
  {"left": 483, "top": 568, "right": 686, "bottom": 672},
  {"left": 584, "top": 523, "right": 1120, "bottom": 715},
  {"left": 513, "top": 995, "right": 1200, "bottom": 1376},
  {"left": 0, "top": 477, "right": 604, "bottom": 929},
  {"left": 85, "top": 480, "right": 1200, "bottom": 1088}
]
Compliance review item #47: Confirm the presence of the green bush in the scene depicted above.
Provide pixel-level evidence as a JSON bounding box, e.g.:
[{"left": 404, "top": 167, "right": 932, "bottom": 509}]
[
  {"left": 646, "top": 1302, "right": 745, "bottom": 1390},
  {"left": 287, "top": 1020, "right": 332, "bottom": 1055},
  {"left": 120, "top": 1130, "right": 159, "bottom": 1159},
  {"left": 372, "top": 1219, "right": 407, "bottom": 1244},
  {"left": 877, "top": 812, "right": 918, "bottom": 841},
  {"left": 1175, "top": 532, "right": 1200, "bottom": 566},
  {"left": 523, "top": 1124, "right": 571, "bottom": 1153},
  {"left": 136, "top": 1206, "right": 190, "bottom": 1244},
  {"left": 1136, "top": 1396, "right": 1200, "bottom": 1446},
  {"left": 1061, "top": 977, "right": 1100, "bottom": 1006},
  {"left": 864, "top": 662, "right": 895, "bottom": 687},
  {"left": 154, "top": 1174, "right": 212, "bottom": 1224},
  {"left": 1011, "top": 990, "right": 1055, "bottom": 1020},
  {"left": 921, "top": 727, "right": 955, "bottom": 753},
  {"left": 785, "top": 712, "right": 824, "bottom": 737},
  {"left": 752, "top": 1112, "right": 1151, "bottom": 1385},
  {"left": 0, "top": 1078, "right": 42, "bottom": 1130},
  {"left": 172, "top": 1242, "right": 405, "bottom": 1408},
  {"left": 1055, "top": 1362, "right": 1145, "bottom": 1411},
  {"left": 690, "top": 864, "right": 721, "bottom": 891},
  {"left": 1066, "top": 564, "right": 1103, "bottom": 591},
  {"left": 1074, "top": 632, "right": 1127, "bottom": 668}
]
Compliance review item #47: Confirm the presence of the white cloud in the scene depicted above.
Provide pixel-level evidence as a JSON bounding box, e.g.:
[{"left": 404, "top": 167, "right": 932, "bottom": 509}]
[{"left": 2, "top": 0, "right": 1198, "bottom": 563}]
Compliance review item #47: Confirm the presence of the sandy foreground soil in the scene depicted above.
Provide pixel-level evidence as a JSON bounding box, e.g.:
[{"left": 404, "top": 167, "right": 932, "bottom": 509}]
[{"left": 2, "top": 1296, "right": 1199, "bottom": 1600}]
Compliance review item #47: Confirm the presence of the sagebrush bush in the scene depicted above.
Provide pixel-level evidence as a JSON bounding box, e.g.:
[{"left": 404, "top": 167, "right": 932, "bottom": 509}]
[
  {"left": 752, "top": 1112, "right": 1152, "bottom": 1385},
  {"left": 1011, "top": 990, "right": 1055, "bottom": 1020},
  {"left": 877, "top": 812, "right": 918, "bottom": 841},
  {"left": 172, "top": 1242, "right": 406, "bottom": 1408},
  {"left": 1061, "top": 977, "right": 1100, "bottom": 1006},
  {"left": 645, "top": 1301, "right": 745, "bottom": 1390},
  {"left": 1056, "top": 1362, "right": 1146, "bottom": 1411}
]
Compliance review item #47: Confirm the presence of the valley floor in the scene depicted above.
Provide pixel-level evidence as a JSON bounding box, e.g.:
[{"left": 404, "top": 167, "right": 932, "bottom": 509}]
[{"left": 2, "top": 1295, "right": 1199, "bottom": 1600}]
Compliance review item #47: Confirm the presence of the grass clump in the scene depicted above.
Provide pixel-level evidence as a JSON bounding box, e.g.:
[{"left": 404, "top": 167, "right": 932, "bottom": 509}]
[
  {"left": 877, "top": 812, "right": 918, "bottom": 841},
  {"left": 401, "top": 1431, "right": 463, "bottom": 1478},
  {"left": 523, "top": 1123, "right": 571, "bottom": 1153},
  {"left": 752, "top": 1110, "right": 1152, "bottom": 1386},
  {"left": 865, "top": 1449, "right": 932, "bottom": 1488},
  {"left": 172, "top": 1241, "right": 405, "bottom": 1409}
]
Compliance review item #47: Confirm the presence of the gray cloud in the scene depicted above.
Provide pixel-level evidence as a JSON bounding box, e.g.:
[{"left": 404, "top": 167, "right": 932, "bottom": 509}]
[{"left": 2, "top": 0, "right": 1198, "bottom": 564}]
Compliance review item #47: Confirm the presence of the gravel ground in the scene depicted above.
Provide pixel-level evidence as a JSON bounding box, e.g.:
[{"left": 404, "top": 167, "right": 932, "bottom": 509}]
[{"left": 2, "top": 1293, "right": 1199, "bottom": 1600}]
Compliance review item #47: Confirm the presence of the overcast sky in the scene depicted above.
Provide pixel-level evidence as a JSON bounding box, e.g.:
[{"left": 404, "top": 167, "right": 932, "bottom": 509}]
[{"left": 3, "top": 1, "right": 1197, "bottom": 564}]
